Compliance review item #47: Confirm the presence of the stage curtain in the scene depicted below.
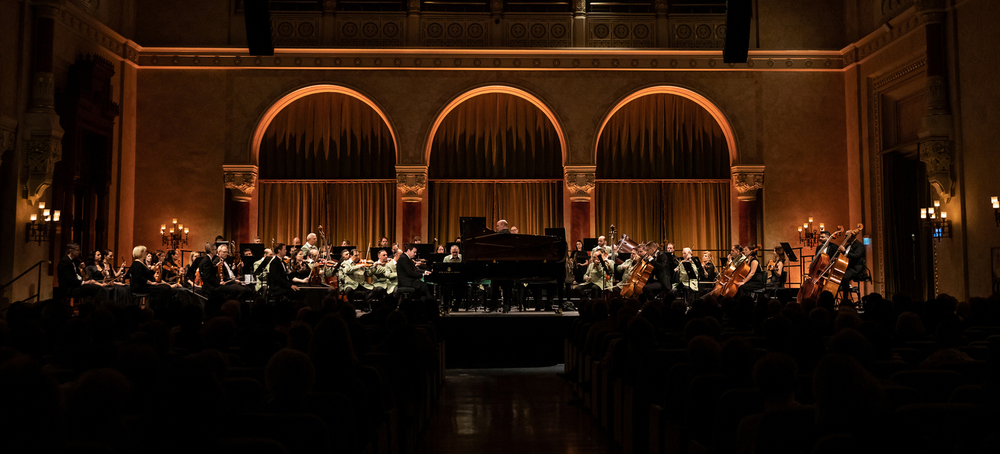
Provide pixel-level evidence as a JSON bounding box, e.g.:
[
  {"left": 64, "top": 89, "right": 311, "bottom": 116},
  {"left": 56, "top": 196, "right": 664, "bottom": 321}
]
[
  {"left": 257, "top": 181, "right": 396, "bottom": 248},
  {"left": 596, "top": 181, "right": 730, "bottom": 252},
  {"left": 428, "top": 181, "right": 563, "bottom": 242},
  {"left": 429, "top": 93, "right": 561, "bottom": 179},
  {"left": 259, "top": 92, "right": 395, "bottom": 179},
  {"left": 596, "top": 94, "right": 729, "bottom": 179}
]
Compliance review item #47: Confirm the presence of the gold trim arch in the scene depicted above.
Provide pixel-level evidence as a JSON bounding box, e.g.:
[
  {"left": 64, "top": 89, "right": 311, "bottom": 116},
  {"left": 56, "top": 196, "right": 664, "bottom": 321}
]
[
  {"left": 249, "top": 83, "right": 400, "bottom": 166},
  {"left": 594, "top": 85, "right": 739, "bottom": 165},
  {"left": 423, "top": 85, "right": 568, "bottom": 165}
]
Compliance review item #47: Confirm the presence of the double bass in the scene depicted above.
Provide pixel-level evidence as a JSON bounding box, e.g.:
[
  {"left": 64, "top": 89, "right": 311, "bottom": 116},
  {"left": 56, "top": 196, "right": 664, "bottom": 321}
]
[{"left": 796, "top": 226, "right": 844, "bottom": 304}]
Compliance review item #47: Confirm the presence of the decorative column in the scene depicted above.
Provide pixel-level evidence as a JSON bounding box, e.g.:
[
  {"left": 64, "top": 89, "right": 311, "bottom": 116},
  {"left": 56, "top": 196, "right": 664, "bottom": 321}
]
[
  {"left": 406, "top": 0, "right": 421, "bottom": 46},
  {"left": 572, "top": 0, "right": 587, "bottom": 47},
  {"left": 654, "top": 0, "right": 669, "bottom": 47},
  {"left": 396, "top": 165, "right": 427, "bottom": 244},
  {"left": 732, "top": 166, "right": 765, "bottom": 247},
  {"left": 22, "top": 2, "right": 63, "bottom": 205},
  {"left": 565, "top": 165, "right": 596, "bottom": 244},
  {"left": 916, "top": 0, "right": 954, "bottom": 200},
  {"left": 223, "top": 164, "right": 258, "bottom": 244}
]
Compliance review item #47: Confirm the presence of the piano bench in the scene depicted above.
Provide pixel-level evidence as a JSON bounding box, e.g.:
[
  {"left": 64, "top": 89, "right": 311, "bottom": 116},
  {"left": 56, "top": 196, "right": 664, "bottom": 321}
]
[{"left": 396, "top": 287, "right": 416, "bottom": 298}]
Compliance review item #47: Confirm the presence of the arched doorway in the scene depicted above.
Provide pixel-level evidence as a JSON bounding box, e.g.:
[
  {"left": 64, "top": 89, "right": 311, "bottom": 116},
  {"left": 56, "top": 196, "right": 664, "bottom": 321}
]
[
  {"left": 253, "top": 85, "right": 398, "bottom": 248},
  {"left": 425, "top": 86, "right": 566, "bottom": 243},
  {"left": 594, "top": 86, "right": 735, "bottom": 254}
]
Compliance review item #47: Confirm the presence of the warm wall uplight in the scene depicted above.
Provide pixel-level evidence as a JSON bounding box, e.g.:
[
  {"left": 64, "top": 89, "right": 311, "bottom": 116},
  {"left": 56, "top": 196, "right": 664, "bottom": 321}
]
[
  {"left": 992, "top": 196, "right": 1000, "bottom": 226},
  {"left": 921, "top": 202, "right": 951, "bottom": 241},
  {"left": 161, "top": 219, "right": 189, "bottom": 249},
  {"left": 797, "top": 217, "right": 823, "bottom": 247},
  {"left": 26, "top": 202, "right": 57, "bottom": 244}
]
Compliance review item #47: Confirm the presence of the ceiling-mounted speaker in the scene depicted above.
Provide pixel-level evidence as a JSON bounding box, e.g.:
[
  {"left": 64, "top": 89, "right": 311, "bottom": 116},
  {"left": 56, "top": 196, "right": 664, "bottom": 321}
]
[
  {"left": 723, "top": 0, "right": 752, "bottom": 63},
  {"left": 244, "top": 0, "right": 274, "bottom": 56}
]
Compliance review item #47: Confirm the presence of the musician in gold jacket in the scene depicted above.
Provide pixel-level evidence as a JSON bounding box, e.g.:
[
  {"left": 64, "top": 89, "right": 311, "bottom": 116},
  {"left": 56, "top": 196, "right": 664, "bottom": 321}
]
[
  {"left": 371, "top": 249, "right": 397, "bottom": 294},
  {"left": 338, "top": 249, "right": 373, "bottom": 292},
  {"left": 574, "top": 250, "right": 613, "bottom": 297},
  {"left": 673, "top": 247, "right": 701, "bottom": 302}
]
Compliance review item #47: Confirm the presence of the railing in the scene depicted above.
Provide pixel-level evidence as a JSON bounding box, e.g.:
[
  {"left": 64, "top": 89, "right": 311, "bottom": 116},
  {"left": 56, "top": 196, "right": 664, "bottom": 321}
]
[{"left": 0, "top": 260, "right": 50, "bottom": 304}]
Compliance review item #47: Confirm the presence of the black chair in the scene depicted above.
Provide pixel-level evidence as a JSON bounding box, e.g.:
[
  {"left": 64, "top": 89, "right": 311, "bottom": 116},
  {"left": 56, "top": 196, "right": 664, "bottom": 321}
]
[{"left": 889, "top": 370, "right": 964, "bottom": 403}]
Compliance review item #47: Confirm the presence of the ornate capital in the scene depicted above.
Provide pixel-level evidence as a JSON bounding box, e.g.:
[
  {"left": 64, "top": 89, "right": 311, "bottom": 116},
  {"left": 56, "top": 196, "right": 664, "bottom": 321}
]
[
  {"left": 222, "top": 164, "right": 258, "bottom": 202},
  {"left": 396, "top": 165, "right": 427, "bottom": 203},
  {"left": 573, "top": 0, "right": 587, "bottom": 15},
  {"left": 731, "top": 165, "right": 765, "bottom": 202},
  {"left": 564, "top": 166, "right": 596, "bottom": 202},
  {"left": 409, "top": 0, "right": 421, "bottom": 13},
  {"left": 919, "top": 139, "right": 954, "bottom": 198},
  {"left": 23, "top": 137, "right": 62, "bottom": 201}
]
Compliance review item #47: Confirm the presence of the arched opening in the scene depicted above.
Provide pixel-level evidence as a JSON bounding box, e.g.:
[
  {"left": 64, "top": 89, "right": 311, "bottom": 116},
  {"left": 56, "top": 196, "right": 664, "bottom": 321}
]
[
  {"left": 425, "top": 86, "right": 566, "bottom": 242},
  {"left": 594, "top": 87, "right": 734, "bottom": 253},
  {"left": 253, "top": 85, "right": 398, "bottom": 247}
]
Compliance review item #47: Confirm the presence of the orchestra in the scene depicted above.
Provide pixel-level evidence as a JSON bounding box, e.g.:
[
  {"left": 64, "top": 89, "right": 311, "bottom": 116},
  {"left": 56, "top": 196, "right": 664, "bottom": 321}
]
[{"left": 51, "top": 217, "right": 871, "bottom": 315}]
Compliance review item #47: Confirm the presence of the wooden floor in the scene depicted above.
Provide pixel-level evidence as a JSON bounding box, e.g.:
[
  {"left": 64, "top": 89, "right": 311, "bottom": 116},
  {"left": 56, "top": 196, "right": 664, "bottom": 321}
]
[{"left": 417, "top": 366, "right": 620, "bottom": 454}]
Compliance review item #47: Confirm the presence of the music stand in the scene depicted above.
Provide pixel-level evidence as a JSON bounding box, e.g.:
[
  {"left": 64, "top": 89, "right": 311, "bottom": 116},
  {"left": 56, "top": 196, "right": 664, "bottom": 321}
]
[
  {"left": 583, "top": 238, "right": 598, "bottom": 252},
  {"left": 544, "top": 227, "right": 566, "bottom": 239},
  {"left": 460, "top": 216, "right": 489, "bottom": 239},
  {"left": 412, "top": 244, "right": 436, "bottom": 258},
  {"left": 780, "top": 242, "right": 798, "bottom": 262},
  {"left": 425, "top": 253, "right": 447, "bottom": 263},
  {"left": 444, "top": 242, "right": 462, "bottom": 253},
  {"left": 241, "top": 243, "right": 265, "bottom": 274}
]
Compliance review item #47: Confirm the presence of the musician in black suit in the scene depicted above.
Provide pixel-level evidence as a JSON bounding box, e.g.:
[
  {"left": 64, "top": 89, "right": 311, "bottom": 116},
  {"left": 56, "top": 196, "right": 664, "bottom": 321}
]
[
  {"left": 638, "top": 243, "right": 668, "bottom": 301},
  {"left": 200, "top": 242, "right": 253, "bottom": 313},
  {"left": 397, "top": 244, "right": 431, "bottom": 298},
  {"left": 837, "top": 238, "right": 867, "bottom": 293},
  {"left": 57, "top": 243, "right": 105, "bottom": 303},
  {"left": 816, "top": 231, "right": 839, "bottom": 258},
  {"left": 267, "top": 243, "right": 302, "bottom": 300}
]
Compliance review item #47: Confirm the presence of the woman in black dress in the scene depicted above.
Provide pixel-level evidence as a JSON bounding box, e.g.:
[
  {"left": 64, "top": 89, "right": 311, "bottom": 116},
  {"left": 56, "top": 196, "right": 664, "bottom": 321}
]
[
  {"left": 570, "top": 240, "right": 589, "bottom": 284},
  {"left": 736, "top": 244, "right": 766, "bottom": 299}
]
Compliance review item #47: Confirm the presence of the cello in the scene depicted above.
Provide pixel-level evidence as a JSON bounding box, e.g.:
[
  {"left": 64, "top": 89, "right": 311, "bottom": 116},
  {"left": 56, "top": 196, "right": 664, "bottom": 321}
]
[
  {"left": 620, "top": 240, "right": 656, "bottom": 298},
  {"left": 708, "top": 246, "right": 758, "bottom": 298},
  {"left": 796, "top": 225, "right": 844, "bottom": 304},
  {"left": 819, "top": 224, "right": 864, "bottom": 296}
]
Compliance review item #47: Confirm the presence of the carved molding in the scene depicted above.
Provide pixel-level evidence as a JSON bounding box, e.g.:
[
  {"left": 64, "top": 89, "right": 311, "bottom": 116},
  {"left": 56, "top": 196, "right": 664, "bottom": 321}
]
[
  {"left": 24, "top": 138, "right": 62, "bottom": 201},
  {"left": 565, "top": 166, "right": 597, "bottom": 202},
  {"left": 919, "top": 139, "right": 954, "bottom": 199},
  {"left": 421, "top": 16, "right": 490, "bottom": 48},
  {"left": 587, "top": 16, "right": 656, "bottom": 48},
  {"left": 731, "top": 165, "right": 765, "bottom": 202},
  {"left": 337, "top": 14, "right": 406, "bottom": 47},
  {"left": 396, "top": 166, "right": 427, "bottom": 203},
  {"left": 223, "top": 164, "right": 259, "bottom": 202},
  {"left": 504, "top": 16, "right": 573, "bottom": 48},
  {"left": 669, "top": 15, "right": 726, "bottom": 49}
]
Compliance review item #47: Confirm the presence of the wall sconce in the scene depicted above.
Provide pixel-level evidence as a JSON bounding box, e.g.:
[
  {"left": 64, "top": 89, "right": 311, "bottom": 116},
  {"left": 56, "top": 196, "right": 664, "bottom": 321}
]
[
  {"left": 26, "top": 202, "right": 60, "bottom": 244},
  {"left": 797, "top": 217, "right": 825, "bottom": 248},
  {"left": 992, "top": 196, "right": 999, "bottom": 226},
  {"left": 161, "top": 218, "right": 189, "bottom": 249},
  {"left": 920, "top": 200, "right": 951, "bottom": 241}
]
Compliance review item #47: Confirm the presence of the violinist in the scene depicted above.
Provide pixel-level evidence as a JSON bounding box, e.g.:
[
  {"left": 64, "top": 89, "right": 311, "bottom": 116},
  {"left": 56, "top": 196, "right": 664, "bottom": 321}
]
[
  {"left": 700, "top": 251, "right": 718, "bottom": 282},
  {"left": 735, "top": 244, "right": 766, "bottom": 298},
  {"left": 185, "top": 251, "right": 202, "bottom": 288},
  {"left": 767, "top": 246, "right": 787, "bottom": 289},
  {"left": 162, "top": 249, "right": 181, "bottom": 283},
  {"left": 575, "top": 249, "right": 613, "bottom": 297},
  {"left": 200, "top": 243, "right": 252, "bottom": 310},
  {"left": 338, "top": 249, "right": 374, "bottom": 295},
  {"left": 569, "top": 240, "right": 589, "bottom": 284},
  {"left": 129, "top": 245, "right": 180, "bottom": 301},
  {"left": 288, "top": 250, "right": 311, "bottom": 282},
  {"left": 379, "top": 237, "right": 390, "bottom": 248},
  {"left": 103, "top": 250, "right": 127, "bottom": 283},
  {"left": 371, "top": 249, "right": 398, "bottom": 295},
  {"left": 56, "top": 243, "right": 105, "bottom": 304}
]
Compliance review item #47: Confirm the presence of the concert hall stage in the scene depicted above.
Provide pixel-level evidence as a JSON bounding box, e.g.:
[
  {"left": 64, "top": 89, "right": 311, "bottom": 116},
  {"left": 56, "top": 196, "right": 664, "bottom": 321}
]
[{"left": 437, "top": 311, "right": 578, "bottom": 369}]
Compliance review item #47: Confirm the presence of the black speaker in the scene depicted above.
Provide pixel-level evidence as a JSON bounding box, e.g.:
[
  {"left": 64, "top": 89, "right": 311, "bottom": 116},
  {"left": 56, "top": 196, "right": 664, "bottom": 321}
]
[
  {"left": 723, "top": 0, "right": 752, "bottom": 63},
  {"left": 244, "top": 0, "right": 274, "bottom": 56}
]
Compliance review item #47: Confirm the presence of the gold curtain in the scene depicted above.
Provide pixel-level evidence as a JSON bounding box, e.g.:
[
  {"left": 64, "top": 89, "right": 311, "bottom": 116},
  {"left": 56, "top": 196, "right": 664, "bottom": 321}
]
[
  {"left": 258, "top": 181, "right": 396, "bottom": 247},
  {"left": 596, "top": 94, "right": 729, "bottom": 179},
  {"left": 429, "top": 93, "right": 562, "bottom": 179},
  {"left": 259, "top": 92, "right": 395, "bottom": 179},
  {"left": 596, "top": 181, "right": 730, "bottom": 251},
  {"left": 428, "top": 181, "right": 563, "bottom": 242}
]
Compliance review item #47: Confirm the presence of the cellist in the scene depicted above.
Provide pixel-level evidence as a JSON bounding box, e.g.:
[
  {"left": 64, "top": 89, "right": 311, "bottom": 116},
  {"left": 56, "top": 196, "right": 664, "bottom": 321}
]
[
  {"left": 836, "top": 236, "right": 867, "bottom": 294},
  {"left": 735, "top": 244, "right": 766, "bottom": 298}
]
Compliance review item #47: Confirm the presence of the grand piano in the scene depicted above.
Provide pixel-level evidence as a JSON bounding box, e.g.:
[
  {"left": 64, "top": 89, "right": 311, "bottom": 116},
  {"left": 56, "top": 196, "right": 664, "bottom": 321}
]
[{"left": 424, "top": 217, "right": 568, "bottom": 307}]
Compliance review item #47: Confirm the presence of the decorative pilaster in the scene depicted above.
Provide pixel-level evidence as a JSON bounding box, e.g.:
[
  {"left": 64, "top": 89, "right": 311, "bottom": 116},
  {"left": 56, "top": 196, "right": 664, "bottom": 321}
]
[
  {"left": 919, "top": 140, "right": 954, "bottom": 197},
  {"left": 396, "top": 165, "right": 427, "bottom": 203},
  {"left": 222, "top": 164, "right": 258, "bottom": 202},
  {"left": 731, "top": 165, "right": 765, "bottom": 202},
  {"left": 564, "top": 166, "right": 596, "bottom": 202}
]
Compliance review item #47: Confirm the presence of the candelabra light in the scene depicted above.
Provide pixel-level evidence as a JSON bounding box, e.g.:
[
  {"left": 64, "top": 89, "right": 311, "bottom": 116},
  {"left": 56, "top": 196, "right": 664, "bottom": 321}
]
[
  {"left": 992, "top": 196, "right": 999, "bottom": 226},
  {"left": 26, "top": 202, "right": 60, "bottom": 244},
  {"left": 797, "top": 217, "right": 826, "bottom": 248},
  {"left": 920, "top": 200, "right": 951, "bottom": 241},
  {"left": 161, "top": 218, "right": 189, "bottom": 249}
]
